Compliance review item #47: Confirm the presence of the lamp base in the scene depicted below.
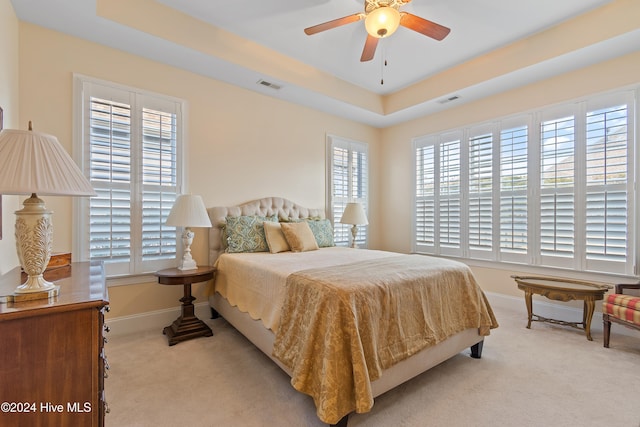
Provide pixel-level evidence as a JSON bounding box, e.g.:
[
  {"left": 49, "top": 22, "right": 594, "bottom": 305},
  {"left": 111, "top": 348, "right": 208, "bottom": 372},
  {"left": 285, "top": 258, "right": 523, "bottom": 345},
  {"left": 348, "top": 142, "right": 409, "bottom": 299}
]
[
  {"left": 177, "top": 258, "right": 198, "bottom": 271},
  {"left": 14, "top": 194, "right": 54, "bottom": 294},
  {"left": 350, "top": 224, "right": 359, "bottom": 249},
  {"left": 177, "top": 227, "right": 198, "bottom": 270},
  {"left": 14, "top": 274, "right": 56, "bottom": 293}
]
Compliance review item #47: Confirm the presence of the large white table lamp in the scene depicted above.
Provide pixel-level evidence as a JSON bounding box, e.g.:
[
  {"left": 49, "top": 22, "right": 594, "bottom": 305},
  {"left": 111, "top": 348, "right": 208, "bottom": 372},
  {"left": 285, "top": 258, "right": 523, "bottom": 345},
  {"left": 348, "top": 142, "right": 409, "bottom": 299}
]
[
  {"left": 340, "top": 202, "right": 369, "bottom": 248},
  {"left": 0, "top": 122, "right": 96, "bottom": 294}
]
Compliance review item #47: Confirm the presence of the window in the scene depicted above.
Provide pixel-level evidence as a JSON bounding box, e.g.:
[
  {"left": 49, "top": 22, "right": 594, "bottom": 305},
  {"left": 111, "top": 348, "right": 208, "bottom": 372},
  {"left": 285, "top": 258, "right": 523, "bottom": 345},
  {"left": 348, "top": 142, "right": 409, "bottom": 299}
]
[
  {"left": 74, "top": 76, "right": 184, "bottom": 277},
  {"left": 327, "top": 135, "right": 369, "bottom": 247},
  {"left": 413, "top": 89, "right": 636, "bottom": 276}
]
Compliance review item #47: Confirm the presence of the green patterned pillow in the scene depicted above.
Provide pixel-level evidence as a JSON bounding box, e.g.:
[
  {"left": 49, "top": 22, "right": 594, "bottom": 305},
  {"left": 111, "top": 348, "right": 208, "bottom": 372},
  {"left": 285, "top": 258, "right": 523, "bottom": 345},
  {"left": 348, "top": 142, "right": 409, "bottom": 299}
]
[
  {"left": 226, "top": 215, "right": 277, "bottom": 253},
  {"left": 305, "top": 218, "right": 335, "bottom": 248}
]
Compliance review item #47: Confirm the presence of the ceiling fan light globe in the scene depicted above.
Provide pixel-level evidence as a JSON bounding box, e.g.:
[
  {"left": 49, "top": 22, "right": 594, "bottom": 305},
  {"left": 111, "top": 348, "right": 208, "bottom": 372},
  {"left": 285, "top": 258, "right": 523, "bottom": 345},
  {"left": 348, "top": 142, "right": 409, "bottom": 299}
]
[{"left": 365, "top": 7, "right": 400, "bottom": 39}]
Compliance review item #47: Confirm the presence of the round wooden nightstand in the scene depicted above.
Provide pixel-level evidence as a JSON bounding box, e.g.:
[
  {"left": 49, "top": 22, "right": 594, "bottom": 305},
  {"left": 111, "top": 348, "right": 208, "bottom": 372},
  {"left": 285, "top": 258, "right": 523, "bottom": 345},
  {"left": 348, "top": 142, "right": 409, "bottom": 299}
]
[{"left": 155, "top": 266, "right": 215, "bottom": 346}]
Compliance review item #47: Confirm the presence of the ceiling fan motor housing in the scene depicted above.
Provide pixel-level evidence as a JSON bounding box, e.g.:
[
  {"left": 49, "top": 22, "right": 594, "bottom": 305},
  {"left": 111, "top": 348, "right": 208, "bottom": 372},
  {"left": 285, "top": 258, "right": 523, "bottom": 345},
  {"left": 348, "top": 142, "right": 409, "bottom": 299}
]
[{"left": 364, "top": 0, "right": 410, "bottom": 14}]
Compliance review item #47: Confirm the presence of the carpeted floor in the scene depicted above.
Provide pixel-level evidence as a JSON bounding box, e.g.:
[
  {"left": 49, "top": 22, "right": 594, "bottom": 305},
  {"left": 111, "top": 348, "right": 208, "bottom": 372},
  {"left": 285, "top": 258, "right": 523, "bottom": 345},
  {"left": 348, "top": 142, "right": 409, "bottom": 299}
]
[{"left": 105, "top": 296, "right": 640, "bottom": 427}]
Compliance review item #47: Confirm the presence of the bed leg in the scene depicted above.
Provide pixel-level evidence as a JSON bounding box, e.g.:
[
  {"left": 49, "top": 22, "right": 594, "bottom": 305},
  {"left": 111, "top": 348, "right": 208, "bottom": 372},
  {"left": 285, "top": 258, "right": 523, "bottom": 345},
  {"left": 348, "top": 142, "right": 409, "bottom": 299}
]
[
  {"left": 330, "top": 414, "right": 349, "bottom": 427},
  {"left": 470, "top": 340, "right": 484, "bottom": 359},
  {"left": 210, "top": 307, "right": 220, "bottom": 319}
]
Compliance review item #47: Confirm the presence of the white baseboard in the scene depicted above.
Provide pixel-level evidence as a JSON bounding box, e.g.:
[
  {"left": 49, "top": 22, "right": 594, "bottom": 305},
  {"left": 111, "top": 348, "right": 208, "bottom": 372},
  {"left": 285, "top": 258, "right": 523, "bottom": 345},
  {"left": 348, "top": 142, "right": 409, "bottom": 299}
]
[
  {"left": 485, "top": 291, "right": 638, "bottom": 338},
  {"left": 105, "top": 302, "right": 212, "bottom": 337}
]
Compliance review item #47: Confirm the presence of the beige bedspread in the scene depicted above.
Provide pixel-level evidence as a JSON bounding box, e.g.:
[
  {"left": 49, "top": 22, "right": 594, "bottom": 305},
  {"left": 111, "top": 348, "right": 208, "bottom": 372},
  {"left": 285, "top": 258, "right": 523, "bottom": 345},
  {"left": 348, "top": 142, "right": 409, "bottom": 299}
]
[{"left": 272, "top": 254, "right": 498, "bottom": 424}]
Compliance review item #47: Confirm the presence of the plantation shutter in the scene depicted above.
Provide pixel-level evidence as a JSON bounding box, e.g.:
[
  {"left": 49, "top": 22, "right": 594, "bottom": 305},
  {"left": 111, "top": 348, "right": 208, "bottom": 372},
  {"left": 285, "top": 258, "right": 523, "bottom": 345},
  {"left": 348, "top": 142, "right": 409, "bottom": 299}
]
[
  {"left": 140, "top": 100, "right": 178, "bottom": 262},
  {"left": 328, "top": 136, "right": 369, "bottom": 247},
  {"left": 584, "top": 93, "right": 633, "bottom": 274},
  {"left": 539, "top": 110, "right": 575, "bottom": 267},
  {"left": 499, "top": 121, "right": 529, "bottom": 262},
  {"left": 439, "top": 136, "right": 462, "bottom": 255},
  {"left": 331, "top": 145, "right": 350, "bottom": 246},
  {"left": 468, "top": 128, "right": 493, "bottom": 257},
  {"left": 414, "top": 139, "right": 436, "bottom": 252},
  {"left": 88, "top": 95, "right": 133, "bottom": 270}
]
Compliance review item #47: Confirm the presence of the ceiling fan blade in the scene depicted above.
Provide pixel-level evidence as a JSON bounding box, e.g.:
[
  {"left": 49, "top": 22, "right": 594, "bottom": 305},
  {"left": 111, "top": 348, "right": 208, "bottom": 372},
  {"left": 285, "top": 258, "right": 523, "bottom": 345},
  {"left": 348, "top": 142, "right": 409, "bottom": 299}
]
[
  {"left": 400, "top": 13, "right": 451, "bottom": 41},
  {"left": 360, "top": 35, "right": 378, "bottom": 62},
  {"left": 304, "top": 14, "right": 364, "bottom": 35}
]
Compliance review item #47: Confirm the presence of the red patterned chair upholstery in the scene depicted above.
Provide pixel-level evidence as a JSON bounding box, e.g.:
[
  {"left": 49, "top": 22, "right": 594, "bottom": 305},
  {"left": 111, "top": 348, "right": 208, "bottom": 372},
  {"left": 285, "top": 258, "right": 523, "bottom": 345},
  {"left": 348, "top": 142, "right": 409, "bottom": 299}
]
[{"left": 603, "top": 283, "right": 640, "bottom": 348}]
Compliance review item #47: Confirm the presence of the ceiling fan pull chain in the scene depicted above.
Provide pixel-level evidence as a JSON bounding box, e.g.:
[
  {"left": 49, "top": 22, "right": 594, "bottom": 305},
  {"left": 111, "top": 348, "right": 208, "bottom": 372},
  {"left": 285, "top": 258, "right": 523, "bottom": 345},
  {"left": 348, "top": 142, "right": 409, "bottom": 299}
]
[{"left": 380, "top": 44, "right": 386, "bottom": 85}]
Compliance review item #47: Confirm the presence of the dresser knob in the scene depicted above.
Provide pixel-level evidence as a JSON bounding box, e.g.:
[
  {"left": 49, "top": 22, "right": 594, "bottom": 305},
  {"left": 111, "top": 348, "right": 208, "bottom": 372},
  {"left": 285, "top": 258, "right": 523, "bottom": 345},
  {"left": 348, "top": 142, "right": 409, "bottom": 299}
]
[{"left": 104, "top": 325, "right": 110, "bottom": 333}]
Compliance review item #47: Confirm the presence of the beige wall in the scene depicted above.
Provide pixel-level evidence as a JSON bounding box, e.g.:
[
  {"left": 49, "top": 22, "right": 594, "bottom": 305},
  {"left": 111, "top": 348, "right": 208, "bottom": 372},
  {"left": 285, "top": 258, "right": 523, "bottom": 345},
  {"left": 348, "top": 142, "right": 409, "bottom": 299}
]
[
  {"left": 0, "top": 0, "right": 20, "bottom": 275},
  {"left": 380, "top": 51, "right": 640, "bottom": 301},
  {"left": 17, "top": 23, "right": 381, "bottom": 319}
]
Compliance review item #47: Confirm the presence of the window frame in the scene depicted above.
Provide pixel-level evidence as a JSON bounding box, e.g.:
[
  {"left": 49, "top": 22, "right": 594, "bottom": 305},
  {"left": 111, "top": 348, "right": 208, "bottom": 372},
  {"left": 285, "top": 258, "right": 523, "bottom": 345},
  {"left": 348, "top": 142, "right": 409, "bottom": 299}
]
[
  {"left": 413, "top": 87, "right": 637, "bottom": 278},
  {"left": 72, "top": 74, "right": 186, "bottom": 279}
]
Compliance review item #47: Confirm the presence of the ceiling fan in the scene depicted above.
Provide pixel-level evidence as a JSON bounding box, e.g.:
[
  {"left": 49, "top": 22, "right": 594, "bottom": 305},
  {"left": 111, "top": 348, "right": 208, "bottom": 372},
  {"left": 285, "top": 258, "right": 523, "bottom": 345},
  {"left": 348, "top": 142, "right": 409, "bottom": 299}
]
[{"left": 304, "top": 0, "right": 451, "bottom": 62}]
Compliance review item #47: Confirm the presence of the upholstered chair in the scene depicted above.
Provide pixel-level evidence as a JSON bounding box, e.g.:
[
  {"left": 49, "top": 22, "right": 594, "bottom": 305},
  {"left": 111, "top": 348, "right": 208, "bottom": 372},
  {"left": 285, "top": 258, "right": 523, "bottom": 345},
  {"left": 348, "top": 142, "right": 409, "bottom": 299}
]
[{"left": 602, "top": 283, "right": 640, "bottom": 348}]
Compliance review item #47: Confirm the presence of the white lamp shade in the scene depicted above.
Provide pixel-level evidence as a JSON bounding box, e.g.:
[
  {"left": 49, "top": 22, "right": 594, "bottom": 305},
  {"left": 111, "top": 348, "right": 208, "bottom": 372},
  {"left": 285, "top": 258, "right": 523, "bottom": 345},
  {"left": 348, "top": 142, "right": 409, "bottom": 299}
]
[
  {"left": 365, "top": 7, "right": 401, "bottom": 38},
  {"left": 340, "top": 202, "right": 369, "bottom": 225},
  {"left": 0, "top": 129, "right": 96, "bottom": 196},
  {"left": 166, "top": 194, "right": 212, "bottom": 228}
]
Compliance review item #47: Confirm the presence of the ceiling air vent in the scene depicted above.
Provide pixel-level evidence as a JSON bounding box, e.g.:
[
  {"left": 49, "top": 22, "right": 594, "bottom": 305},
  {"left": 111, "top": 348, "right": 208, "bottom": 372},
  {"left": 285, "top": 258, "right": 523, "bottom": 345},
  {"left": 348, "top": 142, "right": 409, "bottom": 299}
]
[
  {"left": 257, "top": 79, "right": 282, "bottom": 90},
  {"left": 437, "top": 95, "right": 460, "bottom": 104}
]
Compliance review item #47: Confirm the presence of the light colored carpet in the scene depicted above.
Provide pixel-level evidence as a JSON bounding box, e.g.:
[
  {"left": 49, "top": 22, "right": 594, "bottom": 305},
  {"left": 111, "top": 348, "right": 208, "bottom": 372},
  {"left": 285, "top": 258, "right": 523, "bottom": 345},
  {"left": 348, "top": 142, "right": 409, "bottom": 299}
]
[{"left": 105, "top": 296, "right": 640, "bottom": 427}]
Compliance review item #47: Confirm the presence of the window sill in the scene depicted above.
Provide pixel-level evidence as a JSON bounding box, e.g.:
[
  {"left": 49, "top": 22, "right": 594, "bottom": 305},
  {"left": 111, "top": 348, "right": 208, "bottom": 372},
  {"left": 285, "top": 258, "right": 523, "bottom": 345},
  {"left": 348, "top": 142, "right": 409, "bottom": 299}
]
[{"left": 106, "top": 273, "right": 157, "bottom": 288}]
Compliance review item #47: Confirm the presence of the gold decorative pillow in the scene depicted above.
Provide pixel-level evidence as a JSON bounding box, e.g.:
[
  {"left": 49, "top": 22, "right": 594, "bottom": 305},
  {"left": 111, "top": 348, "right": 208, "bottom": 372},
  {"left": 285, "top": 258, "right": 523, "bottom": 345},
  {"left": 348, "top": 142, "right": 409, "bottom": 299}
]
[
  {"left": 280, "top": 222, "right": 319, "bottom": 252},
  {"left": 264, "top": 222, "right": 290, "bottom": 253}
]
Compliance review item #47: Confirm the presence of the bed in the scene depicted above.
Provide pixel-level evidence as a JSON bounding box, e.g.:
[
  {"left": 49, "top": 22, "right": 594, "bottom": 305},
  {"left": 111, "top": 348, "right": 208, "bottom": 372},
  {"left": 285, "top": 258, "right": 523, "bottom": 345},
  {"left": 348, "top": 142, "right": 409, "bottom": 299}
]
[{"left": 207, "top": 197, "right": 498, "bottom": 426}]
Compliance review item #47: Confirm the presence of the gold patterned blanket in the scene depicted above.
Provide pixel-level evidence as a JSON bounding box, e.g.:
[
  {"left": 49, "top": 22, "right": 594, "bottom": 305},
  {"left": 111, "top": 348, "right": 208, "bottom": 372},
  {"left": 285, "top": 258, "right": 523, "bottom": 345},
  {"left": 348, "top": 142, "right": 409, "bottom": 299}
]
[{"left": 272, "top": 255, "right": 498, "bottom": 424}]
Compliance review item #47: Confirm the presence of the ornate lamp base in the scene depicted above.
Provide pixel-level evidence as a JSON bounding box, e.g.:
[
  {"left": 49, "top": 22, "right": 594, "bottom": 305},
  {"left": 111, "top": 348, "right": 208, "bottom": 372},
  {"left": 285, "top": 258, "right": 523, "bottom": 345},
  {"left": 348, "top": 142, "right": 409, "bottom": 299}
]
[
  {"left": 177, "top": 227, "right": 198, "bottom": 270},
  {"left": 14, "top": 194, "right": 55, "bottom": 293},
  {"left": 15, "top": 274, "right": 55, "bottom": 293},
  {"left": 350, "top": 224, "right": 359, "bottom": 249}
]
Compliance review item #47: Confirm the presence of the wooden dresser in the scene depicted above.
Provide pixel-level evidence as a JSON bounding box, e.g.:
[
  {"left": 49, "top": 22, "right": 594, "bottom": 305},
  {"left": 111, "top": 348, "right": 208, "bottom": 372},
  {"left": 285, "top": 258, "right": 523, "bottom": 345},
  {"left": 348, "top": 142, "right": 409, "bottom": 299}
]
[{"left": 0, "top": 261, "right": 109, "bottom": 427}]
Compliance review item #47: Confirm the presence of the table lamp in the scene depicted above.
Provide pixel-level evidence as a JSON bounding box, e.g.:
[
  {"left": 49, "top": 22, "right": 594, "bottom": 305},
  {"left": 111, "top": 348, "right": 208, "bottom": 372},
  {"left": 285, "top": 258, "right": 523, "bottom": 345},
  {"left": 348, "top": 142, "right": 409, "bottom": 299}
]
[
  {"left": 166, "top": 194, "right": 212, "bottom": 270},
  {"left": 0, "top": 122, "right": 96, "bottom": 294},
  {"left": 340, "top": 202, "right": 368, "bottom": 248}
]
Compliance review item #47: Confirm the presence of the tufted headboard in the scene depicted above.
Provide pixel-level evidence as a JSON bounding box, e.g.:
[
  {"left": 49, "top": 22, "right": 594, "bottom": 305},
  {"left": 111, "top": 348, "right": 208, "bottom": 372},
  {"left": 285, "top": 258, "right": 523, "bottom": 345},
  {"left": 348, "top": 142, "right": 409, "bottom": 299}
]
[{"left": 208, "top": 197, "right": 326, "bottom": 265}]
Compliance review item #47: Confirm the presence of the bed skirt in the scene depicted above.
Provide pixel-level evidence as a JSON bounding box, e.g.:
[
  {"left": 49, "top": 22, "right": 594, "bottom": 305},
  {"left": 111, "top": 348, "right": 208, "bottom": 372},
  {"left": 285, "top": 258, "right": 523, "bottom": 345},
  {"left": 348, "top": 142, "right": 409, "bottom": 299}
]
[{"left": 209, "top": 292, "right": 484, "bottom": 398}]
